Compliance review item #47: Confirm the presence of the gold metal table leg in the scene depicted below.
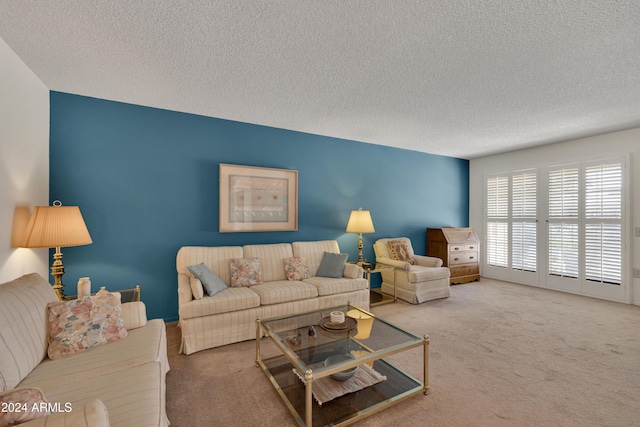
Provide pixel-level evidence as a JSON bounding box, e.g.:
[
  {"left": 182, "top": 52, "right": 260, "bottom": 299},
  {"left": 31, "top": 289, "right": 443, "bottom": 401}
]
[
  {"left": 255, "top": 317, "right": 261, "bottom": 367},
  {"left": 393, "top": 268, "right": 397, "bottom": 302},
  {"left": 305, "top": 369, "right": 313, "bottom": 426},
  {"left": 423, "top": 334, "right": 430, "bottom": 395}
]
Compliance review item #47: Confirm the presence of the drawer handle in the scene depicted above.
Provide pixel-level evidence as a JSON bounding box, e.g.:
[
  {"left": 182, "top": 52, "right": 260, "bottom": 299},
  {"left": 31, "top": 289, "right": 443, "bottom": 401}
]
[
  {"left": 469, "top": 256, "right": 474, "bottom": 260},
  {"left": 454, "top": 247, "right": 460, "bottom": 250},
  {"left": 454, "top": 257, "right": 459, "bottom": 261},
  {"left": 469, "top": 246, "right": 474, "bottom": 249}
]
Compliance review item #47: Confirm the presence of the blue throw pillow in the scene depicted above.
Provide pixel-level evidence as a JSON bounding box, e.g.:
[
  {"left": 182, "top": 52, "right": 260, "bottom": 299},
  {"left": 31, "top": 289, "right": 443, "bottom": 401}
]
[
  {"left": 187, "top": 263, "right": 228, "bottom": 297},
  {"left": 315, "top": 252, "right": 348, "bottom": 278}
]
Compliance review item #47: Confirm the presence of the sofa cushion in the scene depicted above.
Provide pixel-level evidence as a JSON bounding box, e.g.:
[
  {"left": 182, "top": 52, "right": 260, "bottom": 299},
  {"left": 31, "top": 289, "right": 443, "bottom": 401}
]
[
  {"left": 120, "top": 301, "right": 148, "bottom": 330},
  {"left": 284, "top": 257, "right": 311, "bottom": 281},
  {"left": 190, "top": 277, "right": 205, "bottom": 299},
  {"left": 19, "top": 319, "right": 167, "bottom": 391},
  {"left": 179, "top": 288, "right": 260, "bottom": 319},
  {"left": 243, "top": 243, "right": 293, "bottom": 282},
  {"left": 187, "top": 263, "right": 227, "bottom": 297},
  {"left": 19, "top": 399, "right": 110, "bottom": 427},
  {"left": 230, "top": 258, "right": 263, "bottom": 287},
  {"left": 303, "top": 276, "right": 368, "bottom": 296},
  {"left": 0, "top": 273, "right": 58, "bottom": 391},
  {"left": 249, "top": 281, "right": 318, "bottom": 305},
  {"left": 0, "top": 387, "right": 49, "bottom": 426},
  {"left": 31, "top": 362, "right": 168, "bottom": 427},
  {"left": 315, "top": 252, "right": 348, "bottom": 278},
  {"left": 292, "top": 240, "right": 341, "bottom": 276},
  {"left": 407, "top": 265, "right": 451, "bottom": 282}
]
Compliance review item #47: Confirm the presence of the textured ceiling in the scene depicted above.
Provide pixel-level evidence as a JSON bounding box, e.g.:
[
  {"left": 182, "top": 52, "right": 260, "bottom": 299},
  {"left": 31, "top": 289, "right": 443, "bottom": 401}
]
[{"left": 1, "top": 1, "right": 639, "bottom": 159}]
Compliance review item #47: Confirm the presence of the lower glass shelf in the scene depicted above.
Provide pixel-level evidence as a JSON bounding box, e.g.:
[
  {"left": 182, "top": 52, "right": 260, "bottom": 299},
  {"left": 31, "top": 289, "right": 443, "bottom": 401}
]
[
  {"left": 370, "top": 290, "right": 395, "bottom": 306},
  {"left": 260, "top": 353, "right": 423, "bottom": 426}
]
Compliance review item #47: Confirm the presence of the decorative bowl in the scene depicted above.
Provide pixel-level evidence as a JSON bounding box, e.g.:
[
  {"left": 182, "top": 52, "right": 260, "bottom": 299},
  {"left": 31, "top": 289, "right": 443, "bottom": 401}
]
[{"left": 324, "top": 354, "right": 357, "bottom": 381}]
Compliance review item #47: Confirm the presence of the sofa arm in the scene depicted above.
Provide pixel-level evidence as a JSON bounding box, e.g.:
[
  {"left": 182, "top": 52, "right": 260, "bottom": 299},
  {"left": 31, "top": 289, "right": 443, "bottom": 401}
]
[
  {"left": 414, "top": 255, "right": 443, "bottom": 268},
  {"left": 22, "top": 399, "right": 109, "bottom": 427},
  {"left": 343, "top": 263, "right": 364, "bottom": 279},
  {"left": 375, "top": 256, "right": 411, "bottom": 270},
  {"left": 121, "top": 301, "right": 147, "bottom": 330},
  {"left": 178, "top": 273, "right": 193, "bottom": 307}
]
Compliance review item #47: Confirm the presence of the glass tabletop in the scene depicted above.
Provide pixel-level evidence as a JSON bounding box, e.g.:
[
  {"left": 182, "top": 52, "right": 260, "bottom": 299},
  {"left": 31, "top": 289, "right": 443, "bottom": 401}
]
[{"left": 260, "top": 304, "right": 423, "bottom": 376}]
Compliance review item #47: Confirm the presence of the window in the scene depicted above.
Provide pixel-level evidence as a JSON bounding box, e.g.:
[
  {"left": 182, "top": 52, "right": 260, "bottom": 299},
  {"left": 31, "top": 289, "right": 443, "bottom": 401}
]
[
  {"left": 484, "top": 156, "right": 627, "bottom": 302},
  {"left": 584, "top": 163, "right": 622, "bottom": 285},
  {"left": 486, "top": 175, "right": 508, "bottom": 268},
  {"left": 548, "top": 167, "right": 579, "bottom": 278},
  {"left": 485, "top": 171, "right": 537, "bottom": 272},
  {"left": 512, "top": 172, "right": 537, "bottom": 272},
  {"left": 547, "top": 162, "right": 622, "bottom": 285}
]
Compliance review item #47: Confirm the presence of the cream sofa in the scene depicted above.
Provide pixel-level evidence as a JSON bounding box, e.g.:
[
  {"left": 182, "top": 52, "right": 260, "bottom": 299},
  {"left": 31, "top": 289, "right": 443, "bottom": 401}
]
[
  {"left": 0, "top": 273, "right": 169, "bottom": 427},
  {"left": 177, "top": 240, "right": 369, "bottom": 355}
]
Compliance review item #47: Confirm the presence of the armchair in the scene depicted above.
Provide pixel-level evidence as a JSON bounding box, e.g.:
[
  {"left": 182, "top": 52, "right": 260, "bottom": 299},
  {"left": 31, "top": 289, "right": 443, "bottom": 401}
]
[{"left": 373, "top": 237, "right": 451, "bottom": 304}]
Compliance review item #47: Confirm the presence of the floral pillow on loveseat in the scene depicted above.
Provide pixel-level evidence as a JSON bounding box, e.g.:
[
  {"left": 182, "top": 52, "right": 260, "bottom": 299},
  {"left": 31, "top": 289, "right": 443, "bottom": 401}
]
[{"left": 46, "top": 291, "right": 128, "bottom": 360}]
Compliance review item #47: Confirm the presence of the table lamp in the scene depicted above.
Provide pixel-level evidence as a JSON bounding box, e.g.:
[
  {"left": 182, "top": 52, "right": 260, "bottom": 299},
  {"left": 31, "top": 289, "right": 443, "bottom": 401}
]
[
  {"left": 346, "top": 208, "right": 375, "bottom": 265},
  {"left": 22, "top": 200, "right": 92, "bottom": 300}
]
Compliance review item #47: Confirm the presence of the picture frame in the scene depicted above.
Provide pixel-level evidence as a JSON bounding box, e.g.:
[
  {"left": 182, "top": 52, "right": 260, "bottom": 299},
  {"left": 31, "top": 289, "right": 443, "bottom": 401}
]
[{"left": 219, "top": 163, "right": 298, "bottom": 232}]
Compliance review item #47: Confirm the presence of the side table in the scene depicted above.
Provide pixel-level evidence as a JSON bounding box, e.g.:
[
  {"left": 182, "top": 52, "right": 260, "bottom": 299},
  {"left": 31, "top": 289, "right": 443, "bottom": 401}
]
[
  {"left": 63, "top": 285, "right": 141, "bottom": 302},
  {"left": 363, "top": 263, "right": 396, "bottom": 306}
]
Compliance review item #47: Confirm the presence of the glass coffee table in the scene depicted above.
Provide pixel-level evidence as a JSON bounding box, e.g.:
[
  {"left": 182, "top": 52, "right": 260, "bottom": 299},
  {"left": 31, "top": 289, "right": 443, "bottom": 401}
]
[{"left": 255, "top": 304, "right": 429, "bottom": 426}]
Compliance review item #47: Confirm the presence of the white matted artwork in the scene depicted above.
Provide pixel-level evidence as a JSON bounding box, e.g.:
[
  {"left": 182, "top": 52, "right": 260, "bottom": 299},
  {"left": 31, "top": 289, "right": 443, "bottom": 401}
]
[{"left": 219, "top": 163, "right": 298, "bottom": 232}]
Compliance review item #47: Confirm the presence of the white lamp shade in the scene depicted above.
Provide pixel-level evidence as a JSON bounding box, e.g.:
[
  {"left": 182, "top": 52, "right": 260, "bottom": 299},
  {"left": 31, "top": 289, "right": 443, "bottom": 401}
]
[
  {"left": 346, "top": 209, "right": 375, "bottom": 233},
  {"left": 22, "top": 203, "right": 92, "bottom": 248}
]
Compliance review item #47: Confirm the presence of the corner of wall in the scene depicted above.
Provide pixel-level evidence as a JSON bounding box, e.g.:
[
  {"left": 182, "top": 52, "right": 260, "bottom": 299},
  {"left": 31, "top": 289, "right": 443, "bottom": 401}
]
[{"left": 0, "top": 37, "right": 50, "bottom": 283}]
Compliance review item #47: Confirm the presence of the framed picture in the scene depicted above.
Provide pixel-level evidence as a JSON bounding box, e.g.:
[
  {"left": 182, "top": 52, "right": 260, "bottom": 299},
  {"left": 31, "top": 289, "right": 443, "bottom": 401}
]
[{"left": 219, "top": 163, "right": 298, "bottom": 232}]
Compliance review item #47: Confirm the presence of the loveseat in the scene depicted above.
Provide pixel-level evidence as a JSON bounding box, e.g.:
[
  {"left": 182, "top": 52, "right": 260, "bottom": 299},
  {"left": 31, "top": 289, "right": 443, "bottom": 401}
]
[
  {"left": 0, "top": 273, "right": 169, "bottom": 427},
  {"left": 177, "top": 240, "right": 369, "bottom": 355}
]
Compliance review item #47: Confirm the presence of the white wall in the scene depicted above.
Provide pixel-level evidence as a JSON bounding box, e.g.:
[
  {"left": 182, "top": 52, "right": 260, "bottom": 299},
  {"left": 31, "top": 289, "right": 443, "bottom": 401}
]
[
  {"left": 0, "top": 37, "right": 50, "bottom": 283},
  {"left": 470, "top": 128, "right": 640, "bottom": 305}
]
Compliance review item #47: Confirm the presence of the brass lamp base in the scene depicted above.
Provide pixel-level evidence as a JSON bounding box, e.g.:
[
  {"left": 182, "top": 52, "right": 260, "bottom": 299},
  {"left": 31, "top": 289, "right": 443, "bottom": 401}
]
[
  {"left": 51, "top": 246, "right": 66, "bottom": 301},
  {"left": 356, "top": 233, "right": 364, "bottom": 265}
]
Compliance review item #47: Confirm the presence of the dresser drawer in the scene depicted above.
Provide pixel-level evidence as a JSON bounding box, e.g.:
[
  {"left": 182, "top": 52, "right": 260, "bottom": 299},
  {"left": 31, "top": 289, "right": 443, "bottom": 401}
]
[
  {"left": 449, "top": 244, "right": 478, "bottom": 252},
  {"left": 450, "top": 264, "right": 479, "bottom": 277},
  {"left": 449, "top": 252, "right": 478, "bottom": 265}
]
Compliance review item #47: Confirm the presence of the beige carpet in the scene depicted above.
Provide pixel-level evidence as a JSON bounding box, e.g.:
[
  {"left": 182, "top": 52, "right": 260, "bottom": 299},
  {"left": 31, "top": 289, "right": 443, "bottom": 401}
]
[{"left": 165, "top": 278, "right": 640, "bottom": 426}]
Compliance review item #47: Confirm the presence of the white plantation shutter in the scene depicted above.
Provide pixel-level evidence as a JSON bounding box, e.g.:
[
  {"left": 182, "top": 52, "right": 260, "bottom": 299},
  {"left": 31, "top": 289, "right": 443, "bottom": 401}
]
[
  {"left": 585, "top": 163, "right": 622, "bottom": 219},
  {"left": 487, "top": 176, "right": 508, "bottom": 218},
  {"left": 548, "top": 222, "right": 579, "bottom": 278},
  {"left": 585, "top": 224, "right": 621, "bottom": 284},
  {"left": 548, "top": 166, "right": 579, "bottom": 278},
  {"left": 512, "top": 222, "right": 537, "bottom": 272},
  {"left": 584, "top": 163, "right": 622, "bottom": 285},
  {"left": 512, "top": 172, "right": 537, "bottom": 272},
  {"left": 486, "top": 175, "right": 509, "bottom": 268},
  {"left": 485, "top": 156, "right": 627, "bottom": 301},
  {"left": 486, "top": 221, "right": 508, "bottom": 267},
  {"left": 549, "top": 168, "right": 579, "bottom": 218}
]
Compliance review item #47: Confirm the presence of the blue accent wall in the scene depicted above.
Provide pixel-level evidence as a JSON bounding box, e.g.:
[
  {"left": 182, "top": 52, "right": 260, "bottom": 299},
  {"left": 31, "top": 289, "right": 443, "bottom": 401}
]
[{"left": 50, "top": 92, "right": 469, "bottom": 321}]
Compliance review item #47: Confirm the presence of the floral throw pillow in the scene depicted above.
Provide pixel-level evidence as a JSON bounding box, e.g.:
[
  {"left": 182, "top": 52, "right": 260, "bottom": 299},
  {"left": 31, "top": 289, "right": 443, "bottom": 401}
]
[
  {"left": 387, "top": 240, "right": 416, "bottom": 264},
  {"left": 229, "top": 258, "right": 263, "bottom": 287},
  {"left": 47, "top": 297, "right": 108, "bottom": 360},
  {"left": 0, "top": 387, "right": 49, "bottom": 426},
  {"left": 92, "top": 291, "right": 128, "bottom": 342},
  {"left": 284, "top": 257, "right": 310, "bottom": 281}
]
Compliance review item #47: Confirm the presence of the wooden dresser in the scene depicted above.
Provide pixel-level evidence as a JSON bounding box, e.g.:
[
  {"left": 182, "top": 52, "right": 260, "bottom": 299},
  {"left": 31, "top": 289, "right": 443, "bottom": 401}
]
[{"left": 427, "top": 227, "right": 480, "bottom": 284}]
